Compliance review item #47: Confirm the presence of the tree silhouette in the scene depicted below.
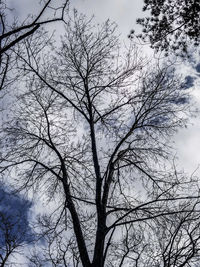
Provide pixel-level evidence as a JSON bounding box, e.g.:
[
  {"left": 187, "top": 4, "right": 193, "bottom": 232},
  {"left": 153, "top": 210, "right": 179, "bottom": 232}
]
[
  {"left": 1, "top": 13, "right": 200, "bottom": 267},
  {"left": 131, "top": 0, "right": 200, "bottom": 55},
  {"left": 0, "top": 0, "right": 68, "bottom": 91}
]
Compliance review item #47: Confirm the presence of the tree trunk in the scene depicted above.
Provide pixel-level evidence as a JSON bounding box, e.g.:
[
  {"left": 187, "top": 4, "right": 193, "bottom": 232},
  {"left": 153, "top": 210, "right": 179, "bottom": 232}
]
[{"left": 92, "top": 212, "right": 107, "bottom": 267}]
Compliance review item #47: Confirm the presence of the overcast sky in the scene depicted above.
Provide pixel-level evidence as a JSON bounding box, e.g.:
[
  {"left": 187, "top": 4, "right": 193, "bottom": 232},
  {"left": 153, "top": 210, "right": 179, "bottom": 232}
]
[
  {"left": 8, "top": 0, "right": 143, "bottom": 35},
  {"left": 71, "top": 0, "right": 200, "bottom": 176},
  {"left": 6, "top": 0, "right": 200, "bottom": 182},
  {"left": 5, "top": 0, "right": 200, "bottom": 193}
]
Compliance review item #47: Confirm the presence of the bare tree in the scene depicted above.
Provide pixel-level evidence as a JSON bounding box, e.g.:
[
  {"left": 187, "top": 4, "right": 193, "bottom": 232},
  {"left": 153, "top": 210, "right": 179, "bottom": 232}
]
[
  {"left": 148, "top": 210, "right": 200, "bottom": 266},
  {"left": 0, "top": 0, "right": 68, "bottom": 91},
  {"left": 29, "top": 213, "right": 80, "bottom": 267},
  {"left": 1, "top": 13, "right": 200, "bottom": 267},
  {"left": 0, "top": 187, "right": 33, "bottom": 266}
]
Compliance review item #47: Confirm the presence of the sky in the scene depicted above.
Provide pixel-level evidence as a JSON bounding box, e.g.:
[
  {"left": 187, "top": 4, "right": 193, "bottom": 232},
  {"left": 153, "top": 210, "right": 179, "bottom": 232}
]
[
  {"left": 7, "top": 0, "right": 199, "bottom": 175},
  {"left": 2, "top": 0, "right": 200, "bottom": 265},
  {"left": 67, "top": 0, "right": 200, "bottom": 176},
  {"left": 8, "top": 0, "right": 144, "bottom": 36},
  {"left": 0, "top": 186, "right": 33, "bottom": 266},
  {"left": 71, "top": 0, "right": 144, "bottom": 36},
  {"left": 4, "top": 0, "right": 199, "bottom": 210},
  {"left": 174, "top": 60, "right": 200, "bottom": 175}
]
